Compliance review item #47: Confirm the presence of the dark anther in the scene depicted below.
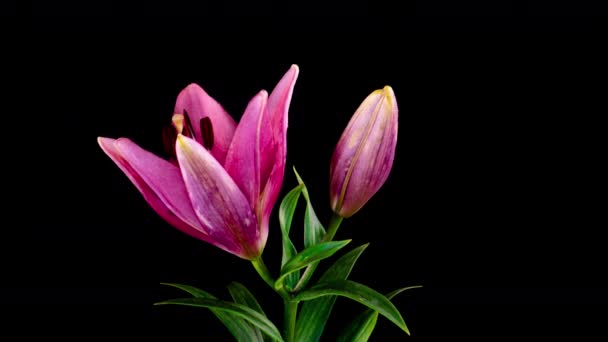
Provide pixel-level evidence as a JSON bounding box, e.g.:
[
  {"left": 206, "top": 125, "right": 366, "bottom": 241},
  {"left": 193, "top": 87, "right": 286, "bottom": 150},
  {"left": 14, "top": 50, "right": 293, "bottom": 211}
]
[
  {"left": 162, "top": 124, "right": 177, "bottom": 159},
  {"left": 182, "top": 109, "right": 194, "bottom": 138},
  {"left": 200, "top": 117, "right": 214, "bottom": 150}
]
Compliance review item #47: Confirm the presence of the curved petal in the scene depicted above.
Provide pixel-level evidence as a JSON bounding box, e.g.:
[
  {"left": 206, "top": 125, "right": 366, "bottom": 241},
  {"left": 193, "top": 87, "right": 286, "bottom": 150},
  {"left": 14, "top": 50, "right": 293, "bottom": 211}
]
[
  {"left": 176, "top": 135, "right": 262, "bottom": 259},
  {"left": 258, "top": 65, "right": 299, "bottom": 233},
  {"left": 97, "top": 137, "right": 216, "bottom": 244},
  {"left": 258, "top": 165, "right": 283, "bottom": 243},
  {"left": 174, "top": 83, "right": 237, "bottom": 164},
  {"left": 224, "top": 90, "right": 268, "bottom": 211}
]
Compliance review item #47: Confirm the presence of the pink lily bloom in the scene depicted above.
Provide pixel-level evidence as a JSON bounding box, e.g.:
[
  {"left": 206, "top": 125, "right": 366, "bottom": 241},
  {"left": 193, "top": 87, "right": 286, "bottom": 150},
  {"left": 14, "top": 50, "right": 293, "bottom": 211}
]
[
  {"left": 330, "top": 86, "right": 398, "bottom": 218},
  {"left": 98, "top": 65, "right": 299, "bottom": 259}
]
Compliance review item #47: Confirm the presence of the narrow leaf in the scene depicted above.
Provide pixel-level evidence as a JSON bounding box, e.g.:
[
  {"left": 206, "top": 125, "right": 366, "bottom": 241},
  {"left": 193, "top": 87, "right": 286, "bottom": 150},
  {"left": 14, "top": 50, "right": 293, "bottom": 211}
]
[
  {"left": 385, "top": 286, "right": 423, "bottom": 299},
  {"left": 294, "top": 280, "right": 410, "bottom": 335},
  {"left": 278, "top": 183, "right": 304, "bottom": 289},
  {"left": 160, "top": 282, "right": 215, "bottom": 298},
  {"left": 337, "top": 286, "right": 422, "bottom": 342},
  {"left": 279, "top": 183, "right": 303, "bottom": 237},
  {"left": 293, "top": 167, "right": 326, "bottom": 247},
  {"left": 227, "top": 282, "right": 266, "bottom": 341},
  {"left": 160, "top": 283, "right": 259, "bottom": 341},
  {"left": 155, "top": 298, "right": 284, "bottom": 342},
  {"left": 295, "top": 244, "right": 369, "bottom": 341},
  {"left": 337, "top": 313, "right": 378, "bottom": 342},
  {"left": 227, "top": 282, "right": 267, "bottom": 316},
  {"left": 275, "top": 240, "right": 351, "bottom": 291}
]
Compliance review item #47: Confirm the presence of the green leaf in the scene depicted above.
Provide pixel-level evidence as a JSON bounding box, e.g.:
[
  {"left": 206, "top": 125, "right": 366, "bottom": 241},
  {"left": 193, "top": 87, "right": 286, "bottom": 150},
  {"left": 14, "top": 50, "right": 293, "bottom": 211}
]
[
  {"left": 274, "top": 240, "right": 351, "bottom": 291},
  {"left": 338, "top": 313, "right": 378, "bottom": 342},
  {"left": 385, "top": 286, "right": 422, "bottom": 299},
  {"left": 160, "top": 283, "right": 260, "bottom": 341},
  {"left": 278, "top": 183, "right": 304, "bottom": 289},
  {"left": 155, "top": 297, "right": 284, "bottom": 342},
  {"left": 227, "top": 282, "right": 266, "bottom": 341},
  {"left": 294, "top": 280, "right": 410, "bottom": 335},
  {"left": 160, "top": 282, "right": 214, "bottom": 298},
  {"left": 295, "top": 244, "right": 369, "bottom": 342},
  {"left": 227, "top": 282, "right": 267, "bottom": 316},
  {"left": 293, "top": 167, "right": 326, "bottom": 248},
  {"left": 337, "top": 286, "right": 422, "bottom": 342},
  {"left": 279, "top": 183, "right": 303, "bottom": 238}
]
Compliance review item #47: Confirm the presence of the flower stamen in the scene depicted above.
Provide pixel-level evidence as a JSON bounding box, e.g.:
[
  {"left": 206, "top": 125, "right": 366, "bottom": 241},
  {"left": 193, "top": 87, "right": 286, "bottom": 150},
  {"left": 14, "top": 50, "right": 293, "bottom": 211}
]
[{"left": 200, "top": 117, "right": 214, "bottom": 150}]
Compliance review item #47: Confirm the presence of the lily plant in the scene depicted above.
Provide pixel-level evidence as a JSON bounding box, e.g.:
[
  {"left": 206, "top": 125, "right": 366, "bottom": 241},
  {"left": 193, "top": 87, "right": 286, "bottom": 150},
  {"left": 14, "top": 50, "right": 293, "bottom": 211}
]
[{"left": 99, "top": 65, "right": 420, "bottom": 341}]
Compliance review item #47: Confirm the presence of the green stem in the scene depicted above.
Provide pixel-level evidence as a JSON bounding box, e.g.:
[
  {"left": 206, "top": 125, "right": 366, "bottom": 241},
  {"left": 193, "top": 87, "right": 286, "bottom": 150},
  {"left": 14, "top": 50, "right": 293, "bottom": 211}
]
[
  {"left": 323, "top": 214, "right": 344, "bottom": 242},
  {"left": 251, "top": 257, "right": 275, "bottom": 290},
  {"left": 283, "top": 299, "right": 298, "bottom": 342},
  {"left": 292, "top": 214, "right": 344, "bottom": 292}
]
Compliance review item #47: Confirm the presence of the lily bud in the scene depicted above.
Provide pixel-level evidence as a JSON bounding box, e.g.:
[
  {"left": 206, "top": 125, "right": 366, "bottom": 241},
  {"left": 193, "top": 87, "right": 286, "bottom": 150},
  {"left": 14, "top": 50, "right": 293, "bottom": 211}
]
[{"left": 330, "top": 86, "right": 398, "bottom": 218}]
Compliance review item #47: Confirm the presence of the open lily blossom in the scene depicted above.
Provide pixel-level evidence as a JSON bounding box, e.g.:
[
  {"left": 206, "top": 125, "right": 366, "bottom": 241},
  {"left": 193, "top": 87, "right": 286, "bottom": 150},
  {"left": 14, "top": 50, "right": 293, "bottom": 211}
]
[{"left": 98, "top": 65, "right": 299, "bottom": 259}]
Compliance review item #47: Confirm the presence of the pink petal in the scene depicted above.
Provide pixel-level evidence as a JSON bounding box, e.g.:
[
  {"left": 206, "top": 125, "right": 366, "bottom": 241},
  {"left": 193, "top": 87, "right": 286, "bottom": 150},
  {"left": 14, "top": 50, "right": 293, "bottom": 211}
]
[
  {"left": 258, "top": 165, "right": 283, "bottom": 242},
  {"left": 176, "top": 135, "right": 261, "bottom": 259},
  {"left": 174, "top": 83, "right": 237, "bottom": 164},
  {"left": 97, "top": 137, "right": 215, "bottom": 244},
  {"left": 259, "top": 65, "right": 299, "bottom": 229},
  {"left": 224, "top": 90, "right": 268, "bottom": 211},
  {"left": 224, "top": 65, "right": 299, "bottom": 248}
]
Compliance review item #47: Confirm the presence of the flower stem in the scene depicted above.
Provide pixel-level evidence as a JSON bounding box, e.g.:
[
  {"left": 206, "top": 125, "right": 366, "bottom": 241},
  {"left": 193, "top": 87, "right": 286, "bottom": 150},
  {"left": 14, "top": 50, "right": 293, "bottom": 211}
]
[
  {"left": 283, "top": 299, "right": 298, "bottom": 342},
  {"left": 293, "top": 213, "right": 344, "bottom": 292},
  {"left": 251, "top": 256, "right": 275, "bottom": 290},
  {"left": 323, "top": 214, "right": 344, "bottom": 242}
]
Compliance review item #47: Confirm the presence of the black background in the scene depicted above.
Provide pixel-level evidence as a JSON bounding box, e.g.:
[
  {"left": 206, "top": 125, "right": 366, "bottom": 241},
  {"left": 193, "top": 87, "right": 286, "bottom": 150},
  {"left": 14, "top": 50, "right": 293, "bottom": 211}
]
[{"left": 10, "top": 2, "right": 606, "bottom": 340}]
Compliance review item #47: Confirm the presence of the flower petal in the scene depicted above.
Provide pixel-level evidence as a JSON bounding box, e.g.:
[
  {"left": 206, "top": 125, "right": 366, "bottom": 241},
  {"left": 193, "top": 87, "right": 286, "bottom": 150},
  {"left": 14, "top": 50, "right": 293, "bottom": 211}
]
[
  {"left": 224, "top": 90, "right": 268, "bottom": 210},
  {"left": 97, "top": 137, "right": 214, "bottom": 243},
  {"left": 174, "top": 83, "right": 237, "bottom": 164},
  {"left": 224, "top": 65, "right": 299, "bottom": 248},
  {"left": 176, "top": 135, "right": 261, "bottom": 259},
  {"left": 259, "top": 65, "right": 299, "bottom": 229}
]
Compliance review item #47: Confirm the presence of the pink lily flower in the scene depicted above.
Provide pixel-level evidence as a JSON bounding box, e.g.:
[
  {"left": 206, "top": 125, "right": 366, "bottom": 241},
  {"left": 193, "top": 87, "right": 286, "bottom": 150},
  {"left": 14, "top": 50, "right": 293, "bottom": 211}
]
[{"left": 98, "top": 65, "right": 299, "bottom": 259}]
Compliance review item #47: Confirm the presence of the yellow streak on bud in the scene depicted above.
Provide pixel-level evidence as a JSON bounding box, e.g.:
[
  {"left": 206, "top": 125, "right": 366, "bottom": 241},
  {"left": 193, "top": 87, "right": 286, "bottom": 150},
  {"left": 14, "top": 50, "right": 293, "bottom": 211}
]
[
  {"left": 383, "top": 86, "right": 393, "bottom": 106},
  {"left": 346, "top": 89, "right": 384, "bottom": 149}
]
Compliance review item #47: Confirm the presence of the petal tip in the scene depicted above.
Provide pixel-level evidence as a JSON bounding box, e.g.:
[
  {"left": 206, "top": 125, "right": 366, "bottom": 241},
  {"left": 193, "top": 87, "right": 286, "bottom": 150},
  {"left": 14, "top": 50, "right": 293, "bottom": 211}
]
[
  {"left": 176, "top": 83, "right": 208, "bottom": 104},
  {"left": 184, "top": 83, "right": 203, "bottom": 92},
  {"left": 98, "top": 136, "right": 118, "bottom": 152},
  {"left": 97, "top": 136, "right": 112, "bottom": 145},
  {"left": 289, "top": 64, "right": 300, "bottom": 79},
  {"left": 382, "top": 86, "right": 397, "bottom": 108},
  {"left": 257, "top": 89, "right": 269, "bottom": 98}
]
